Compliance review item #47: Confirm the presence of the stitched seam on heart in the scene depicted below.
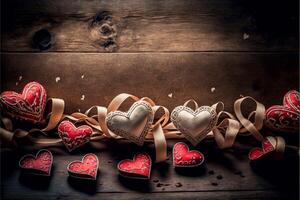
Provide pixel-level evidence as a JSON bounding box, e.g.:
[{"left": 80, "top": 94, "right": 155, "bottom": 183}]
[{"left": 106, "top": 101, "right": 154, "bottom": 145}]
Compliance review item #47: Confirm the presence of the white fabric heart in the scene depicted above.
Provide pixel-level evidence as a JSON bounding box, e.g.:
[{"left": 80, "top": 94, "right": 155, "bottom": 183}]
[
  {"left": 171, "top": 106, "right": 217, "bottom": 145},
  {"left": 106, "top": 101, "right": 154, "bottom": 145}
]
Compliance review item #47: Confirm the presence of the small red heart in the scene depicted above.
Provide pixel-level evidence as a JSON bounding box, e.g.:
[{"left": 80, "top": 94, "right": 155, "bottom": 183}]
[
  {"left": 58, "top": 121, "right": 93, "bottom": 152},
  {"left": 118, "top": 153, "right": 151, "bottom": 179},
  {"left": 19, "top": 149, "right": 53, "bottom": 176},
  {"left": 173, "top": 142, "right": 204, "bottom": 167},
  {"left": 67, "top": 153, "right": 99, "bottom": 180},
  {"left": 0, "top": 82, "right": 47, "bottom": 123},
  {"left": 265, "top": 90, "right": 300, "bottom": 133},
  {"left": 249, "top": 137, "right": 275, "bottom": 161}
]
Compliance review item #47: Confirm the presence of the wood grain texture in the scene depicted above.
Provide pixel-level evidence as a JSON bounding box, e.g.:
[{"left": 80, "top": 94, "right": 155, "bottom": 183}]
[
  {"left": 1, "top": 140, "right": 299, "bottom": 199},
  {"left": 1, "top": 0, "right": 298, "bottom": 52},
  {"left": 1, "top": 53, "right": 298, "bottom": 114}
]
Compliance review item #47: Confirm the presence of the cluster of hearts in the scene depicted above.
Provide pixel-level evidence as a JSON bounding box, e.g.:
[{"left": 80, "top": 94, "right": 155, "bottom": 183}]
[
  {"left": 0, "top": 82, "right": 299, "bottom": 166},
  {"left": 16, "top": 137, "right": 285, "bottom": 180}
]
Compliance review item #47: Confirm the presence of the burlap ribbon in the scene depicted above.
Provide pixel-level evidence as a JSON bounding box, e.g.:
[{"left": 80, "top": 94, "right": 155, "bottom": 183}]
[{"left": 1, "top": 94, "right": 297, "bottom": 161}]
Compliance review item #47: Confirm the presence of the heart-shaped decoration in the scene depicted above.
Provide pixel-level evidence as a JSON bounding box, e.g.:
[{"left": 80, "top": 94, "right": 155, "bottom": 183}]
[
  {"left": 0, "top": 82, "right": 47, "bottom": 123},
  {"left": 58, "top": 121, "right": 93, "bottom": 152},
  {"left": 249, "top": 137, "right": 276, "bottom": 161},
  {"left": 19, "top": 149, "right": 53, "bottom": 176},
  {"left": 118, "top": 153, "right": 151, "bottom": 179},
  {"left": 265, "top": 90, "right": 300, "bottom": 133},
  {"left": 106, "top": 101, "right": 154, "bottom": 145},
  {"left": 173, "top": 142, "right": 204, "bottom": 167},
  {"left": 171, "top": 106, "right": 217, "bottom": 146},
  {"left": 67, "top": 153, "right": 99, "bottom": 180}
]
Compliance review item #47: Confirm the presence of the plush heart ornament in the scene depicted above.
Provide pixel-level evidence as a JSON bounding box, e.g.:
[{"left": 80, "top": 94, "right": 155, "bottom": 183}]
[
  {"left": 173, "top": 142, "right": 204, "bottom": 167},
  {"left": 249, "top": 136, "right": 280, "bottom": 161},
  {"left": 67, "top": 153, "right": 99, "bottom": 180},
  {"left": 58, "top": 121, "right": 93, "bottom": 152},
  {"left": 265, "top": 90, "right": 300, "bottom": 133},
  {"left": 106, "top": 101, "right": 154, "bottom": 145},
  {"left": 19, "top": 149, "right": 53, "bottom": 176},
  {"left": 0, "top": 82, "right": 47, "bottom": 123},
  {"left": 118, "top": 153, "right": 151, "bottom": 179},
  {"left": 171, "top": 106, "right": 217, "bottom": 146}
]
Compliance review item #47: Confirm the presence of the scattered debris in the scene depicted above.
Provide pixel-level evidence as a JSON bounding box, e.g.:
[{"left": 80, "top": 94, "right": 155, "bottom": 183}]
[
  {"left": 210, "top": 87, "right": 216, "bottom": 93},
  {"left": 78, "top": 109, "right": 81, "bottom": 112},
  {"left": 217, "top": 175, "right": 223, "bottom": 180},
  {"left": 153, "top": 179, "right": 159, "bottom": 183},
  {"left": 168, "top": 93, "right": 173, "bottom": 98},
  {"left": 81, "top": 75, "right": 85, "bottom": 79},
  {"left": 81, "top": 95, "right": 85, "bottom": 101},
  {"left": 55, "top": 77, "right": 61, "bottom": 83},
  {"left": 243, "top": 33, "right": 250, "bottom": 40},
  {"left": 211, "top": 182, "right": 218, "bottom": 186},
  {"left": 234, "top": 170, "right": 242, "bottom": 175},
  {"left": 107, "top": 160, "right": 113, "bottom": 163},
  {"left": 156, "top": 183, "right": 164, "bottom": 187},
  {"left": 15, "top": 82, "right": 19, "bottom": 86},
  {"left": 175, "top": 182, "right": 183, "bottom": 187},
  {"left": 19, "top": 76, "right": 23, "bottom": 81},
  {"left": 208, "top": 170, "right": 215, "bottom": 175}
]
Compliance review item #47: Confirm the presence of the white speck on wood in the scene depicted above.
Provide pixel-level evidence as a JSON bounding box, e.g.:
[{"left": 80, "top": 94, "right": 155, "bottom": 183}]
[
  {"left": 211, "top": 87, "right": 216, "bottom": 93},
  {"left": 55, "top": 77, "right": 61, "bottom": 83},
  {"left": 243, "top": 33, "right": 250, "bottom": 40},
  {"left": 18, "top": 76, "right": 23, "bottom": 81},
  {"left": 81, "top": 75, "right": 84, "bottom": 79},
  {"left": 81, "top": 95, "right": 85, "bottom": 101},
  {"left": 15, "top": 82, "right": 19, "bottom": 86},
  {"left": 168, "top": 93, "right": 173, "bottom": 98}
]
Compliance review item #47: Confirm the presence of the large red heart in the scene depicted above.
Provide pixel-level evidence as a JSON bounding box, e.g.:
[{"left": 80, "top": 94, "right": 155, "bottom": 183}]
[
  {"left": 58, "top": 121, "right": 93, "bottom": 152},
  {"left": 67, "top": 153, "right": 99, "bottom": 180},
  {"left": 19, "top": 149, "right": 53, "bottom": 176},
  {"left": 118, "top": 153, "right": 151, "bottom": 179},
  {"left": 265, "top": 90, "right": 300, "bottom": 133},
  {"left": 249, "top": 137, "right": 276, "bottom": 161},
  {"left": 173, "top": 142, "right": 204, "bottom": 167},
  {"left": 0, "top": 82, "right": 47, "bottom": 124}
]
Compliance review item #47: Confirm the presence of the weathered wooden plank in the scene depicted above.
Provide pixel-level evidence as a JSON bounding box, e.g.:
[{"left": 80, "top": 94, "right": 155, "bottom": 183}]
[
  {"left": 1, "top": 140, "right": 299, "bottom": 198},
  {"left": 1, "top": 53, "right": 298, "bottom": 114},
  {"left": 1, "top": 0, "right": 298, "bottom": 52}
]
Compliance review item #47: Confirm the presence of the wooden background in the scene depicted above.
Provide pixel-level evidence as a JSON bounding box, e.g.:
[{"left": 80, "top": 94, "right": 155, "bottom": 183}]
[{"left": 0, "top": 0, "right": 299, "bottom": 199}]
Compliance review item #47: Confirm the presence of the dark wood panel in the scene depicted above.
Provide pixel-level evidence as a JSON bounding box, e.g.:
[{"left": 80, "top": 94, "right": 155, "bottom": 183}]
[
  {"left": 1, "top": 53, "right": 298, "bottom": 114},
  {"left": 1, "top": 140, "right": 299, "bottom": 199},
  {"left": 1, "top": 0, "right": 298, "bottom": 52}
]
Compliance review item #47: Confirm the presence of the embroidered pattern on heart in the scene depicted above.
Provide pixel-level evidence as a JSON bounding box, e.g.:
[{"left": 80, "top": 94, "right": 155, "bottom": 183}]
[
  {"left": 265, "top": 90, "right": 300, "bottom": 133},
  {"left": 118, "top": 153, "right": 151, "bottom": 179},
  {"left": 248, "top": 137, "right": 276, "bottom": 161},
  {"left": 173, "top": 142, "right": 204, "bottom": 167},
  {"left": 0, "top": 82, "right": 47, "bottom": 123},
  {"left": 58, "top": 121, "right": 93, "bottom": 152},
  {"left": 171, "top": 106, "right": 217, "bottom": 146},
  {"left": 106, "top": 101, "right": 154, "bottom": 146},
  {"left": 67, "top": 153, "right": 99, "bottom": 180},
  {"left": 19, "top": 149, "right": 53, "bottom": 176}
]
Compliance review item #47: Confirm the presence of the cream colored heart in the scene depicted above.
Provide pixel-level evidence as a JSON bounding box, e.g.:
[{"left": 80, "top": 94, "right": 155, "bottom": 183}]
[
  {"left": 106, "top": 101, "right": 154, "bottom": 145},
  {"left": 171, "top": 106, "right": 217, "bottom": 146}
]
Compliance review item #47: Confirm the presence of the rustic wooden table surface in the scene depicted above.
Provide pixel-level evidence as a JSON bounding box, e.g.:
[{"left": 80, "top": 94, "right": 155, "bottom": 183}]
[{"left": 1, "top": 0, "right": 299, "bottom": 199}]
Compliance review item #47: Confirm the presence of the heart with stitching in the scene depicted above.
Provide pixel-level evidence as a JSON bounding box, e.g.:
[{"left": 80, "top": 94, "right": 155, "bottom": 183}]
[
  {"left": 0, "top": 82, "right": 47, "bottom": 124},
  {"left": 19, "top": 149, "right": 53, "bottom": 176},
  {"left": 58, "top": 120, "right": 93, "bottom": 152},
  {"left": 265, "top": 90, "right": 300, "bottom": 133},
  {"left": 118, "top": 153, "right": 152, "bottom": 179},
  {"left": 67, "top": 153, "right": 99, "bottom": 180},
  {"left": 106, "top": 101, "right": 154, "bottom": 146},
  {"left": 173, "top": 142, "right": 204, "bottom": 167},
  {"left": 171, "top": 105, "right": 217, "bottom": 146},
  {"left": 249, "top": 137, "right": 276, "bottom": 161}
]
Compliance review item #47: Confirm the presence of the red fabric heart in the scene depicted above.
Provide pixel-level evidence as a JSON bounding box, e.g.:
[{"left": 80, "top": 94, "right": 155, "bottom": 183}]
[
  {"left": 0, "top": 82, "right": 47, "bottom": 123},
  {"left": 67, "top": 153, "right": 99, "bottom": 180},
  {"left": 118, "top": 153, "right": 151, "bottom": 179},
  {"left": 249, "top": 137, "right": 275, "bottom": 161},
  {"left": 265, "top": 90, "right": 300, "bottom": 133},
  {"left": 19, "top": 149, "right": 53, "bottom": 176},
  {"left": 173, "top": 142, "right": 204, "bottom": 167},
  {"left": 58, "top": 121, "right": 93, "bottom": 152}
]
